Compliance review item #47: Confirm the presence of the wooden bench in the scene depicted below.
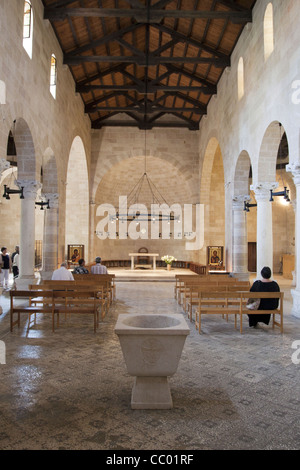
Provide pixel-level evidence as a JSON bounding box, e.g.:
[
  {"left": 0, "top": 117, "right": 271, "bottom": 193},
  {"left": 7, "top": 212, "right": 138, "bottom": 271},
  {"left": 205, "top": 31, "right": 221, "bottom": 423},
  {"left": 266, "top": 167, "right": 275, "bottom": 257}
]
[
  {"left": 73, "top": 273, "right": 116, "bottom": 303},
  {"left": 176, "top": 274, "right": 238, "bottom": 305},
  {"left": 186, "top": 281, "right": 250, "bottom": 319},
  {"left": 52, "top": 290, "right": 100, "bottom": 333},
  {"left": 181, "top": 276, "right": 248, "bottom": 310},
  {"left": 10, "top": 289, "right": 102, "bottom": 333},
  {"left": 194, "top": 291, "right": 284, "bottom": 334},
  {"left": 10, "top": 290, "right": 56, "bottom": 332},
  {"left": 174, "top": 274, "right": 204, "bottom": 303},
  {"left": 42, "top": 280, "right": 109, "bottom": 317},
  {"left": 239, "top": 291, "right": 284, "bottom": 334}
]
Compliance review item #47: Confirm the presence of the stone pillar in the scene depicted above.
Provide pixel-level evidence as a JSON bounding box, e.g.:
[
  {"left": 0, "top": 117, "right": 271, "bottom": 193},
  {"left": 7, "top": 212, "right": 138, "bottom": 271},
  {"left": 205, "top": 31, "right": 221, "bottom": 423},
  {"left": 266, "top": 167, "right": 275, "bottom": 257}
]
[
  {"left": 89, "top": 199, "right": 96, "bottom": 264},
  {"left": 16, "top": 179, "right": 41, "bottom": 289},
  {"left": 251, "top": 182, "right": 278, "bottom": 276},
  {"left": 41, "top": 193, "right": 59, "bottom": 280},
  {"left": 232, "top": 195, "right": 250, "bottom": 280},
  {"left": 287, "top": 163, "right": 300, "bottom": 318}
]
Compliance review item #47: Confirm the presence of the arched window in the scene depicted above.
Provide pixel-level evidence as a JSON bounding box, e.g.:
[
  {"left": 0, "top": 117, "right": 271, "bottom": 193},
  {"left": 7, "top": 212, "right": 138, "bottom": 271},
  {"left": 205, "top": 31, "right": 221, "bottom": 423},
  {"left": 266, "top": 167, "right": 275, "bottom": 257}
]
[
  {"left": 264, "top": 3, "right": 274, "bottom": 61},
  {"left": 50, "top": 54, "right": 57, "bottom": 99},
  {"left": 23, "top": 1, "right": 33, "bottom": 59},
  {"left": 237, "top": 57, "right": 244, "bottom": 100}
]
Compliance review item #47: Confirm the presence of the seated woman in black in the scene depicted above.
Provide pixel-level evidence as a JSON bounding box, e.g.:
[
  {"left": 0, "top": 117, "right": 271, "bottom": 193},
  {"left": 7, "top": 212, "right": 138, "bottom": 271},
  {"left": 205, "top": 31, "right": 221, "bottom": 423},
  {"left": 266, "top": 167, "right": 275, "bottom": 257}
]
[{"left": 248, "top": 266, "right": 280, "bottom": 328}]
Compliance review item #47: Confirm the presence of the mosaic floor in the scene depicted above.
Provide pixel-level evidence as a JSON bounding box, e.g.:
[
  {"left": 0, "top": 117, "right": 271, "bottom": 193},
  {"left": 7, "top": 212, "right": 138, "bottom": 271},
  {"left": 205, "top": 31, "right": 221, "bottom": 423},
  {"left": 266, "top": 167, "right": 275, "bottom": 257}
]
[{"left": 0, "top": 273, "right": 299, "bottom": 450}]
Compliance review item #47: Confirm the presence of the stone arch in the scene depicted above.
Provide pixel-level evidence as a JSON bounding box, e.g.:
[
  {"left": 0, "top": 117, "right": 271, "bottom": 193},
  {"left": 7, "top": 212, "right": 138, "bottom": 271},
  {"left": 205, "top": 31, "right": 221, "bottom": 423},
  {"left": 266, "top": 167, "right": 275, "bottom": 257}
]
[
  {"left": 13, "top": 117, "right": 36, "bottom": 180},
  {"left": 42, "top": 147, "right": 58, "bottom": 194},
  {"left": 254, "top": 120, "right": 282, "bottom": 185},
  {"left": 199, "top": 136, "right": 225, "bottom": 265},
  {"left": 233, "top": 150, "right": 251, "bottom": 197},
  {"left": 65, "top": 136, "right": 89, "bottom": 260}
]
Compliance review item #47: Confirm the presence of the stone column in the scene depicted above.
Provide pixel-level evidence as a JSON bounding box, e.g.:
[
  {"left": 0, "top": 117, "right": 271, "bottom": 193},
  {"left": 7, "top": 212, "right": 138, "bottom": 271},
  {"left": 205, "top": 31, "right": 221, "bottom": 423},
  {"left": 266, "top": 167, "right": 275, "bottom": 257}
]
[
  {"left": 89, "top": 199, "right": 96, "bottom": 264},
  {"left": 251, "top": 182, "right": 278, "bottom": 276},
  {"left": 287, "top": 163, "right": 300, "bottom": 318},
  {"left": 40, "top": 193, "right": 59, "bottom": 280},
  {"left": 16, "top": 179, "right": 41, "bottom": 289},
  {"left": 232, "top": 195, "right": 250, "bottom": 280}
]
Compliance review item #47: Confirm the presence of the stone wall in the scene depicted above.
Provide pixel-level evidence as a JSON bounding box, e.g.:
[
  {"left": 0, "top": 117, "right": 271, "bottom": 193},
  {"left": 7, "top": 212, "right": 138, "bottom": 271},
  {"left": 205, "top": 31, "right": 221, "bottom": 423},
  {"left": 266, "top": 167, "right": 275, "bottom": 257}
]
[
  {"left": 198, "top": 0, "right": 299, "bottom": 272},
  {"left": 0, "top": 0, "right": 91, "bottom": 266}
]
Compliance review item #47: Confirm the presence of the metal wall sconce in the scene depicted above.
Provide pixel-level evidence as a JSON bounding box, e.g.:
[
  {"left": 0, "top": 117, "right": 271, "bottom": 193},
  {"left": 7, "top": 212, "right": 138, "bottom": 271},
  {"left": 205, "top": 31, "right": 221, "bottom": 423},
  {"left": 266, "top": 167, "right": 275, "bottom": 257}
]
[
  {"left": 35, "top": 199, "right": 50, "bottom": 210},
  {"left": 269, "top": 187, "right": 290, "bottom": 202},
  {"left": 244, "top": 201, "right": 257, "bottom": 212},
  {"left": 2, "top": 184, "right": 24, "bottom": 199}
]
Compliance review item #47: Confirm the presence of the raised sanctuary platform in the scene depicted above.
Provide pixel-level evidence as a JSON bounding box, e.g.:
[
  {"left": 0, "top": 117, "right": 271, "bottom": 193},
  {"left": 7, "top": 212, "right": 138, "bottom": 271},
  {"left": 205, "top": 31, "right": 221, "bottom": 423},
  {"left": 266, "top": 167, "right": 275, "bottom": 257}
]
[{"left": 106, "top": 266, "right": 192, "bottom": 282}]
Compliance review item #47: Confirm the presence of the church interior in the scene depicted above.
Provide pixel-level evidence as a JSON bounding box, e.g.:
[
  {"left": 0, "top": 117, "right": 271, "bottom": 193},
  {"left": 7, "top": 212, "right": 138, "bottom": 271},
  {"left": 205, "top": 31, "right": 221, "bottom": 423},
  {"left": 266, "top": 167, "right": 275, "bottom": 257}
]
[{"left": 0, "top": 0, "right": 300, "bottom": 452}]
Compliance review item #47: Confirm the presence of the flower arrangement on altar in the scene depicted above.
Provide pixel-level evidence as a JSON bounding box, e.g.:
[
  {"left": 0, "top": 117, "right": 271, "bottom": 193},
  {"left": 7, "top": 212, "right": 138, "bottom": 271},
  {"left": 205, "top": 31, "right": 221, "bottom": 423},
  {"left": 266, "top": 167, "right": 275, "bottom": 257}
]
[{"left": 161, "top": 255, "right": 177, "bottom": 265}]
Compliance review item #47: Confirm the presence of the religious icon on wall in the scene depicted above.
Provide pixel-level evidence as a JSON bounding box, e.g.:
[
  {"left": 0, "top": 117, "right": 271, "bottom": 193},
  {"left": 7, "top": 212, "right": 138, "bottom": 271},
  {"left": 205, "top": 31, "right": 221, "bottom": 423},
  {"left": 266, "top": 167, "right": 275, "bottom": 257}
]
[
  {"left": 207, "top": 246, "right": 223, "bottom": 266},
  {"left": 67, "top": 244, "right": 84, "bottom": 264}
]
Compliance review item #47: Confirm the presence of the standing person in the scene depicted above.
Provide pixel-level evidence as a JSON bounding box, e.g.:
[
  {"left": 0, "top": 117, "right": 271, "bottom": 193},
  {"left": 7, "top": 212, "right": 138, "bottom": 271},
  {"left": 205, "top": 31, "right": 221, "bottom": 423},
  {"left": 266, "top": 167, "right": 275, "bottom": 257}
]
[
  {"left": 11, "top": 245, "right": 19, "bottom": 279},
  {"left": 91, "top": 257, "right": 108, "bottom": 275},
  {"left": 1, "top": 247, "right": 12, "bottom": 288},
  {"left": 248, "top": 266, "right": 280, "bottom": 328},
  {"left": 52, "top": 262, "right": 74, "bottom": 281},
  {"left": 73, "top": 259, "right": 89, "bottom": 274}
]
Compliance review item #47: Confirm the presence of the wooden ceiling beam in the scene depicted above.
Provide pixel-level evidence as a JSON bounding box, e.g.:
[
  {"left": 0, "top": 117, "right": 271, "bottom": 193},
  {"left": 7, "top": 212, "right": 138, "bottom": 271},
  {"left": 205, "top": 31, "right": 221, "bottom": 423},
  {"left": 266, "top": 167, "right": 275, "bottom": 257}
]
[
  {"left": 87, "top": 105, "right": 206, "bottom": 114},
  {"left": 65, "top": 55, "right": 230, "bottom": 67},
  {"left": 44, "top": 8, "right": 252, "bottom": 24},
  {"left": 77, "top": 84, "right": 216, "bottom": 93},
  {"left": 152, "top": 23, "right": 229, "bottom": 61},
  {"left": 66, "top": 23, "right": 141, "bottom": 56}
]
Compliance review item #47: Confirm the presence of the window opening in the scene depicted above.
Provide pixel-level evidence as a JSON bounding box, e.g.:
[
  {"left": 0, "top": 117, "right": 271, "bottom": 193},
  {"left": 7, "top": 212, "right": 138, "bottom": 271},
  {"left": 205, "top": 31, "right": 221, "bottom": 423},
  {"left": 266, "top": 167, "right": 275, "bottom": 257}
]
[
  {"left": 23, "top": 1, "right": 33, "bottom": 58},
  {"left": 264, "top": 3, "right": 274, "bottom": 61},
  {"left": 50, "top": 54, "right": 57, "bottom": 99}
]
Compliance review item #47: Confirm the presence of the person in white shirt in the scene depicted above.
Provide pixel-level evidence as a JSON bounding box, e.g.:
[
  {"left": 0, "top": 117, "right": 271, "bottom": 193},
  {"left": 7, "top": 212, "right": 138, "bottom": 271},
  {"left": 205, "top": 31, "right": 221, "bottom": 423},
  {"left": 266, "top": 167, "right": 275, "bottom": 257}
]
[
  {"left": 91, "top": 257, "right": 108, "bottom": 275},
  {"left": 52, "top": 262, "right": 74, "bottom": 280}
]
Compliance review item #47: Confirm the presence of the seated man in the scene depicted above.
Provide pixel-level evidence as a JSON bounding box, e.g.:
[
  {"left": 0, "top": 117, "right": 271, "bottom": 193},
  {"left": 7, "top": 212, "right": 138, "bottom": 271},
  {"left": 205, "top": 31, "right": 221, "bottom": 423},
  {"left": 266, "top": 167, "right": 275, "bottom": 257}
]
[
  {"left": 52, "top": 262, "right": 74, "bottom": 281},
  {"left": 91, "top": 257, "right": 108, "bottom": 275},
  {"left": 73, "top": 259, "right": 89, "bottom": 274}
]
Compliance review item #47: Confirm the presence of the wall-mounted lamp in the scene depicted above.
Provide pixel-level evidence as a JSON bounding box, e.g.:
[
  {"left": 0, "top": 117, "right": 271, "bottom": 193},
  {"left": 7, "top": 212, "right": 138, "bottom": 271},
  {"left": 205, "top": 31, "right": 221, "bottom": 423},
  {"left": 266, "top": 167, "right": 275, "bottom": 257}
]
[
  {"left": 35, "top": 199, "right": 50, "bottom": 210},
  {"left": 244, "top": 200, "right": 257, "bottom": 212},
  {"left": 269, "top": 187, "right": 290, "bottom": 203},
  {"left": 3, "top": 184, "right": 24, "bottom": 199}
]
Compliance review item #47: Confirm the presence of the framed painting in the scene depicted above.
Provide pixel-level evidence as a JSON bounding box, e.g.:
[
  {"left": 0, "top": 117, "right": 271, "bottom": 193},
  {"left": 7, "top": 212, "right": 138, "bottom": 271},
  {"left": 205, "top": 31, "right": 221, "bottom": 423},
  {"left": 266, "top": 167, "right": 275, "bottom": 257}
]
[
  {"left": 207, "top": 246, "right": 223, "bottom": 266},
  {"left": 67, "top": 244, "right": 84, "bottom": 264}
]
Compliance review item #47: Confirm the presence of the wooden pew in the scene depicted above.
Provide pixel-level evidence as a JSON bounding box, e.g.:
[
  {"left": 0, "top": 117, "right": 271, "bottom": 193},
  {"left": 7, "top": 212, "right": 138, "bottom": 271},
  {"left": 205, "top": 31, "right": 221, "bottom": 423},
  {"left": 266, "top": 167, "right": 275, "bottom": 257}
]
[
  {"left": 239, "top": 291, "right": 284, "bottom": 334},
  {"left": 10, "top": 290, "right": 55, "bottom": 332},
  {"left": 52, "top": 290, "right": 100, "bottom": 333},
  {"left": 194, "top": 290, "right": 284, "bottom": 334},
  {"left": 186, "top": 281, "right": 250, "bottom": 319},
  {"left": 73, "top": 273, "right": 116, "bottom": 302},
  {"left": 41, "top": 280, "right": 108, "bottom": 318},
  {"left": 182, "top": 277, "right": 249, "bottom": 311},
  {"left": 176, "top": 274, "right": 237, "bottom": 305}
]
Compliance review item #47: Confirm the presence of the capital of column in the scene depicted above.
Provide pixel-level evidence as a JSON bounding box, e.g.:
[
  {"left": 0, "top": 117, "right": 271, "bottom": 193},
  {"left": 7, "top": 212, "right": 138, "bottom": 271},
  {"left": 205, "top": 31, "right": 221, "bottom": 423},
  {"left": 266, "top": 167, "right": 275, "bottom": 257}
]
[
  {"left": 287, "top": 163, "right": 300, "bottom": 186},
  {"left": 0, "top": 158, "right": 10, "bottom": 175},
  {"left": 17, "top": 179, "right": 42, "bottom": 200},
  {"left": 250, "top": 182, "right": 278, "bottom": 202},
  {"left": 89, "top": 199, "right": 96, "bottom": 205},
  {"left": 232, "top": 195, "right": 250, "bottom": 211},
  {"left": 43, "top": 192, "right": 59, "bottom": 209}
]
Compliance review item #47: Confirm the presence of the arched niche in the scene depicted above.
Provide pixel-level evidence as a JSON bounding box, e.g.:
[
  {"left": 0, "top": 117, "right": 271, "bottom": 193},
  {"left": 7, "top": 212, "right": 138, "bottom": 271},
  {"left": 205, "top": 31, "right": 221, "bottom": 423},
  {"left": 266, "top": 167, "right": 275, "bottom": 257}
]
[
  {"left": 65, "top": 136, "right": 89, "bottom": 260},
  {"left": 199, "top": 137, "right": 225, "bottom": 265}
]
